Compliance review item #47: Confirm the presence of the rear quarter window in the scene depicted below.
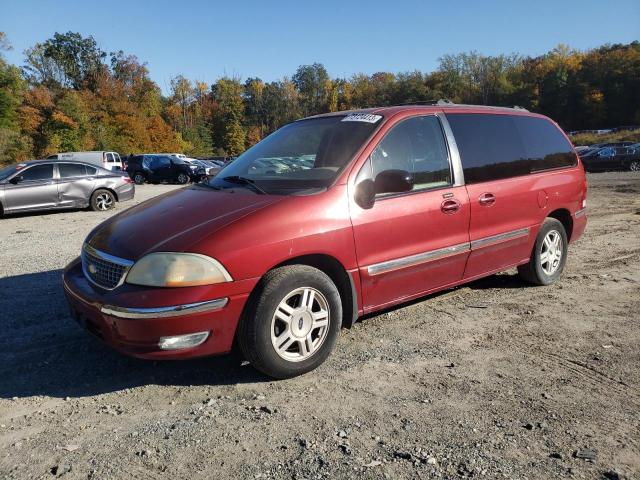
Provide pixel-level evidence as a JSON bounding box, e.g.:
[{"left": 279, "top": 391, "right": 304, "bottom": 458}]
[
  {"left": 446, "top": 113, "right": 576, "bottom": 184},
  {"left": 513, "top": 116, "right": 576, "bottom": 172}
]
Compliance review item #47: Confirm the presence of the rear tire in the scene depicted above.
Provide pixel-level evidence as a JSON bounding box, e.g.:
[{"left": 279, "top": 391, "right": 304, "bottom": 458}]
[
  {"left": 237, "top": 265, "right": 342, "bottom": 379},
  {"left": 133, "top": 172, "right": 145, "bottom": 185},
  {"left": 90, "top": 189, "right": 115, "bottom": 212},
  {"left": 518, "top": 218, "right": 568, "bottom": 286},
  {"left": 630, "top": 160, "right": 640, "bottom": 172}
]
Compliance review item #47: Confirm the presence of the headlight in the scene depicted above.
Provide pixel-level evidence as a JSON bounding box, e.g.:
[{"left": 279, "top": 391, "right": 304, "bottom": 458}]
[{"left": 126, "top": 253, "right": 232, "bottom": 287}]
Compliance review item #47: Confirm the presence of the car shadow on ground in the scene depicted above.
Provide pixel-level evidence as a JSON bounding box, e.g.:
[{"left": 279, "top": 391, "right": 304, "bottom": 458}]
[
  {"left": 0, "top": 269, "right": 268, "bottom": 400},
  {"left": 1, "top": 208, "right": 88, "bottom": 219},
  {"left": 0, "top": 268, "right": 531, "bottom": 399}
]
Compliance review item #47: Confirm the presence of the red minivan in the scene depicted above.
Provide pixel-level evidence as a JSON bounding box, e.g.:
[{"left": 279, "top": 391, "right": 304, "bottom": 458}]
[{"left": 63, "top": 104, "right": 587, "bottom": 378}]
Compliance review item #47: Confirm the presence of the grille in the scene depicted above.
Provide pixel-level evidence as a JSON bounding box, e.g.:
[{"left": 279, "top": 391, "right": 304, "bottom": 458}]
[{"left": 81, "top": 244, "right": 133, "bottom": 290}]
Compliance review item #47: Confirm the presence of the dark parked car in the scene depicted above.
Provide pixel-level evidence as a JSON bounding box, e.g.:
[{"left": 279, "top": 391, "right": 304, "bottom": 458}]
[
  {"left": 580, "top": 146, "right": 640, "bottom": 172},
  {"left": 0, "top": 160, "right": 134, "bottom": 215},
  {"left": 125, "top": 155, "right": 202, "bottom": 185}
]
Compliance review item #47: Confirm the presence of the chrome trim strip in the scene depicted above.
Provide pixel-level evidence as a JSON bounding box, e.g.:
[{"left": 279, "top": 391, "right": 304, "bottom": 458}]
[
  {"left": 83, "top": 243, "right": 134, "bottom": 267},
  {"left": 366, "top": 227, "right": 531, "bottom": 277},
  {"left": 100, "top": 298, "right": 229, "bottom": 319},
  {"left": 367, "top": 242, "right": 471, "bottom": 276},
  {"left": 470, "top": 227, "right": 530, "bottom": 250},
  {"left": 574, "top": 208, "right": 586, "bottom": 218},
  {"left": 437, "top": 113, "right": 465, "bottom": 186},
  {"left": 82, "top": 243, "right": 134, "bottom": 291}
]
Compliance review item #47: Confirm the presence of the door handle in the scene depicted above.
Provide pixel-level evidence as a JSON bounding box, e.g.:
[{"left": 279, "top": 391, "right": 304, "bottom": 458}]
[
  {"left": 478, "top": 193, "right": 496, "bottom": 206},
  {"left": 441, "top": 199, "right": 460, "bottom": 214}
]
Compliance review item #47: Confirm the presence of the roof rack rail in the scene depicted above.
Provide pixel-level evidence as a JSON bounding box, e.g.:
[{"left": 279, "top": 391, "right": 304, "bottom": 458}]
[
  {"left": 393, "top": 98, "right": 455, "bottom": 107},
  {"left": 512, "top": 105, "right": 529, "bottom": 111}
]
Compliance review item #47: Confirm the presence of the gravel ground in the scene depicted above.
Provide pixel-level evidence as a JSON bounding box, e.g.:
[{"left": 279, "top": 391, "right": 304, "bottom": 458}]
[{"left": 0, "top": 174, "right": 639, "bottom": 480}]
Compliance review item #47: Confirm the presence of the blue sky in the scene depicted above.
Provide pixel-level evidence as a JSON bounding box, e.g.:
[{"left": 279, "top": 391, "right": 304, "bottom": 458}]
[{"left": 2, "top": 0, "right": 639, "bottom": 94}]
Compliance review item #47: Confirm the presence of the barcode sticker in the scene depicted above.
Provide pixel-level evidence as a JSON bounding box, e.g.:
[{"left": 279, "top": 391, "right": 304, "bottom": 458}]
[{"left": 341, "top": 113, "right": 382, "bottom": 124}]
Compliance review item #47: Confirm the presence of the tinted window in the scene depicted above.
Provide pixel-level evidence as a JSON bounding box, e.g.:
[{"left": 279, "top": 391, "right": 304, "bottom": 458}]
[
  {"left": 21, "top": 164, "right": 54, "bottom": 181},
  {"left": 59, "top": 163, "right": 86, "bottom": 178},
  {"left": 446, "top": 114, "right": 527, "bottom": 183},
  {"left": 369, "top": 115, "right": 451, "bottom": 192},
  {"left": 150, "top": 156, "right": 171, "bottom": 169},
  {"left": 513, "top": 116, "right": 576, "bottom": 172},
  {"left": 447, "top": 113, "right": 576, "bottom": 184},
  {"left": 86, "top": 166, "right": 97, "bottom": 175},
  {"left": 106, "top": 153, "right": 115, "bottom": 162}
]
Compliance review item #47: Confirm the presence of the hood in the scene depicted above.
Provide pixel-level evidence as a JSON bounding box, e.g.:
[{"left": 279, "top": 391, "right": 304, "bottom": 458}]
[{"left": 87, "top": 186, "right": 282, "bottom": 260}]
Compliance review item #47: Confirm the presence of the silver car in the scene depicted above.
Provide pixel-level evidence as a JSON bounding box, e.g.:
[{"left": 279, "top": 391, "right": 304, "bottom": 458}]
[{"left": 0, "top": 160, "right": 135, "bottom": 215}]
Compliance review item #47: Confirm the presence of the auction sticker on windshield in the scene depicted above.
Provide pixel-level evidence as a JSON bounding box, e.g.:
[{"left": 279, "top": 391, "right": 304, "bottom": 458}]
[{"left": 341, "top": 113, "right": 382, "bottom": 123}]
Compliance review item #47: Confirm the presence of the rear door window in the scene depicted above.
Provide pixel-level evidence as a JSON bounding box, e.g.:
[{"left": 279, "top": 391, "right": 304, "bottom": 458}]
[
  {"left": 21, "top": 164, "right": 54, "bottom": 181},
  {"left": 59, "top": 163, "right": 87, "bottom": 178},
  {"left": 446, "top": 113, "right": 527, "bottom": 184}
]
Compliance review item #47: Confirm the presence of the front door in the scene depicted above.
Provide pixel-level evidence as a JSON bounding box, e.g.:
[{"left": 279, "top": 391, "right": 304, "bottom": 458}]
[
  {"left": 5, "top": 163, "right": 58, "bottom": 212},
  {"left": 350, "top": 114, "right": 471, "bottom": 312}
]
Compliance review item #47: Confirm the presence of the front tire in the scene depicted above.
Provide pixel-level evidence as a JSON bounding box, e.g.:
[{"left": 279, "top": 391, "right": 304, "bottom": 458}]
[
  {"left": 518, "top": 218, "right": 568, "bottom": 286},
  {"left": 238, "top": 265, "right": 342, "bottom": 379},
  {"left": 90, "top": 189, "right": 115, "bottom": 212},
  {"left": 630, "top": 160, "right": 640, "bottom": 172},
  {"left": 177, "top": 173, "right": 189, "bottom": 184}
]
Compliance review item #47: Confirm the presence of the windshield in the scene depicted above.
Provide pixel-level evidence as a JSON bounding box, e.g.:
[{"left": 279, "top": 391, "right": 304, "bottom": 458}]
[
  {"left": 0, "top": 165, "right": 19, "bottom": 181},
  {"left": 208, "top": 115, "right": 382, "bottom": 195}
]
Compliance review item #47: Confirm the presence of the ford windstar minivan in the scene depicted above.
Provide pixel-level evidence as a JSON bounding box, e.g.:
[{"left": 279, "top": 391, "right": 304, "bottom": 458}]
[{"left": 63, "top": 103, "right": 587, "bottom": 378}]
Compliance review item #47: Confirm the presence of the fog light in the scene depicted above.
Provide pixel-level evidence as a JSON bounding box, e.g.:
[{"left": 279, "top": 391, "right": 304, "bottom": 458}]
[{"left": 158, "top": 331, "right": 209, "bottom": 350}]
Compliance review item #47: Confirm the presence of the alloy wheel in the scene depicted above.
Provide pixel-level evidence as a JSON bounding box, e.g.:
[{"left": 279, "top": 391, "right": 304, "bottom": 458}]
[
  {"left": 270, "top": 287, "right": 330, "bottom": 362},
  {"left": 630, "top": 161, "right": 640, "bottom": 172},
  {"left": 540, "top": 230, "right": 563, "bottom": 276},
  {"left": 95, "top": 193, "right": 114, "bottom": 211},
  {"left": 177, "top": 173, "right": 189, "bottom": 184}
]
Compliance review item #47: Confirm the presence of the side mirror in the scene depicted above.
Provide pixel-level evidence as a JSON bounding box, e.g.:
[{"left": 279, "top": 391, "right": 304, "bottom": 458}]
[
  {"left": 9, "top": 175, "right": 24, "bottom": 185},
  {"left": 374, "top": 169, "right": 413, "bottom": 195},
  {"left": 354, "top": 179, "right": 375, "bottom": 209}
]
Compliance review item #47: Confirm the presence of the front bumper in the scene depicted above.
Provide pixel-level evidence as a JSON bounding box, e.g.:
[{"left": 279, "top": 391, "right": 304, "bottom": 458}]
[{"left": 63, "top": 258, "right": 257, "bottom": 359}]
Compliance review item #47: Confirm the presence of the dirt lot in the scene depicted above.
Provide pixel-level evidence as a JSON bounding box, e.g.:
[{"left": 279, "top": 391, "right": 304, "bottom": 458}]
[{"left": 0, "top": 173, "right": 639, "bottom": 480}]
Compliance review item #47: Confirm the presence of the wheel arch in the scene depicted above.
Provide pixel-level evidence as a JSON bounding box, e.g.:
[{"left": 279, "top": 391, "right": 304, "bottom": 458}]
[
  {"left": 265, "top": 254, "right": 359, "bottom": 328},
  {"left": 547, "top": 208, "right": 573, "bottom": 241}
]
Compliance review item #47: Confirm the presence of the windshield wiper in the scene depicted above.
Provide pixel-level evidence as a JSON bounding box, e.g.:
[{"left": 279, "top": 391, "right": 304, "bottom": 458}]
[{"left": 222, "top": 176, "right": 267, "bottom": 194}]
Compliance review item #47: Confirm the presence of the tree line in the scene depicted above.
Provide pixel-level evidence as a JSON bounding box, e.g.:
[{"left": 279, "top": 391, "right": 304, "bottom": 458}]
[{"left": 1, "top": 31, "right": 639, "bottom": 165}]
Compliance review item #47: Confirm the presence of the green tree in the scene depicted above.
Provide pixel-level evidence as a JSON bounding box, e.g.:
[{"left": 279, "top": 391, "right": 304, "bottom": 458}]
[
  {"left": 211, "top": 78, "right": 246, "bottom": 155},
  {"left": 23, "top": 32, "right": 107, "bottom": 90},
  {"left": 292, "top": 63, "right": 330, "bottom": 116}
]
